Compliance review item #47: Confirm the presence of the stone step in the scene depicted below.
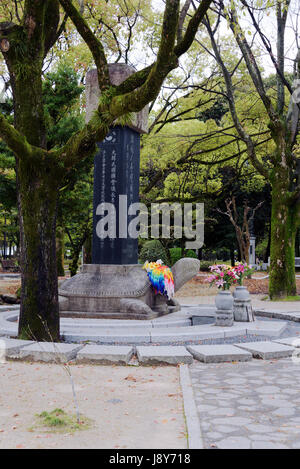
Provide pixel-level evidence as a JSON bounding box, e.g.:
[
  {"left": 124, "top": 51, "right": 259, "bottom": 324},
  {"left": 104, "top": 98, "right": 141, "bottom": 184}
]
[
  {"left": 136, "top": 346, "right": 193, "bottom": 365},
  {"left": 186, "top": 344, "right": 252, "bottom": 363},
  {"left": 234, "top": 341, "right": 295, "bottom": 359},
  {"left": 273, "top": 337, "right": 300, "bottom": 347},
  {"left": 18, "top": 342, "right": 83, "bottom": 363},
  {"left": 0, "top": 337, "right": 34, "bottom": 358},
  {"left": 246, "top": 321, "right": 287, "bottom": 337},
  {"left": 76, "top": 345, "right": 134, "bottom": 365},
  {"left": 60, "top": 317, "right": 191, "bottom": 329}
]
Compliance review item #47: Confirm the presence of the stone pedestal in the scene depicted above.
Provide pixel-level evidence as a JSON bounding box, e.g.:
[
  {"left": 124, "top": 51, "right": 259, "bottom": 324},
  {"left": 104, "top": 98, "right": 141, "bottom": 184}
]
[
  {"left": 59, "top": 264, "right": 157, "bottom": 319},
  {"left": 215, "top": 309, "right": 234, "bottom": 327},
  {"left": 59, "top": 259, "right": 200, "bottom": 319}
]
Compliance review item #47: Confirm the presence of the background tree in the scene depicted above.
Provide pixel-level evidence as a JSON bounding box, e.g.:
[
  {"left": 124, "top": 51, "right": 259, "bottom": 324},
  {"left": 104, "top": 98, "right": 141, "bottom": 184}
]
[{"left": 203, "top": 0, "right": 300, "bottom": 298}]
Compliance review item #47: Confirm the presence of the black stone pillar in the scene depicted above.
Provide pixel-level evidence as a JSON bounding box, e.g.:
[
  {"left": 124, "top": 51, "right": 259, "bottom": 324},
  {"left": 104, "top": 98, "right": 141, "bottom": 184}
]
[{"left": 92, "top": 125, "right": 140, "bottom": 264}]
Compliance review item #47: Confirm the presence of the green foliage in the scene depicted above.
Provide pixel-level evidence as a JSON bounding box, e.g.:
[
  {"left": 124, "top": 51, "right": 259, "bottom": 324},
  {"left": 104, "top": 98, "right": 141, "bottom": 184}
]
[
  {"left": 169, "top": 247, "right": 197, "bottom": 266},
  {"left": 199, "top": 260, "right": 212, "bottom": 272},
  {"left": 43, "top": 64, "right": 84, "bottom": 150},
  {"left": 139, "top": 239, "right": 170, "bottom": 266},
  {"left": 256, "top": 237, "right": 269, "bottom": 260}
]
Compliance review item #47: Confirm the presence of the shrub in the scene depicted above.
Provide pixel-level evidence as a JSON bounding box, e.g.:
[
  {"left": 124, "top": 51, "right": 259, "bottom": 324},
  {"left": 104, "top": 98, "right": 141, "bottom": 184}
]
[
  {"left": 169, "top": 248, "right": 198, "bottom": 266},
  {"left": 199, "top": 260, "right": 212, "bottom": 272},
  {"left": 169, "top": 248, "right": 182, "bottom": 265},
  {"left": 139, "top": 240, "right": 170, "bottom": 265},
  {"left": 186, "top": 249, "right": 198, "bottom": 259}
]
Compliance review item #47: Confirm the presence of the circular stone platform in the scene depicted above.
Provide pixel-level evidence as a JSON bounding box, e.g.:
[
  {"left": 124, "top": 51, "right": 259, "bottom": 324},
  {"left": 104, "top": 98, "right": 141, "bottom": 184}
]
[{"left": 0, "top": 304, "right": 295, "bottom": 345}]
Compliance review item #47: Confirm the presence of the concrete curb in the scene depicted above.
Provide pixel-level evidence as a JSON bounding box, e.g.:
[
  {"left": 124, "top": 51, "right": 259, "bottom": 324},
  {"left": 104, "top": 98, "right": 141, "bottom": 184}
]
[
  {"left": 255, "top": 309, "right": 300, "bottom": 322},
  {"left": 179, "top": 364, "right": 204, "bottom": 449}
]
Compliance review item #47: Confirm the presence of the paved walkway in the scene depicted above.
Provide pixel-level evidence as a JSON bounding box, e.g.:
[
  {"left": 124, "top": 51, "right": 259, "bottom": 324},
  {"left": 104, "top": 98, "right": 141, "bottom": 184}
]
[{"left": 190, "top": 358, "right": 300, "bottom": 449}]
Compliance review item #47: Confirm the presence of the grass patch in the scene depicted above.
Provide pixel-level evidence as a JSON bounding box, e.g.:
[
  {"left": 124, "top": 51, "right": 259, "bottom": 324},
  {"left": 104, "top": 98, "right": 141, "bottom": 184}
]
[
  {"left": 261, "top": 295, "right": 300, "bottom": 301},
  {"left": 276, "top": 295, "right": 300, "bottom": 301},
  {"left": 261, "top": 295, "right": 269, "bottom": 301},
  {"left": 30, "top": 408, "right": 92, "bottom": 433}
]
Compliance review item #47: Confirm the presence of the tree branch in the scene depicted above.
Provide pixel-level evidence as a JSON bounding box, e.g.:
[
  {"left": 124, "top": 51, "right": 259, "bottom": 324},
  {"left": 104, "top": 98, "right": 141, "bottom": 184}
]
[
  {"left": 226, "top": 4, "right": 279, "bottom": 124},
  {"left": 0, "top": 113, "right": 32, "bottom": 158},
  {"left": 177, "top": 0, "right": 192, "bottom": 43},
  {"left": 174, "top": 0, "right": 212, "bottom": 57},
  {"left": 109, "top": 0, "right": 181, "bottom": 116},
  {"left": 59, "top": 0, "right": 110, "bottom": 91},
  {"left": 114, "top": 0, "right": 212, "bottom": 97}
]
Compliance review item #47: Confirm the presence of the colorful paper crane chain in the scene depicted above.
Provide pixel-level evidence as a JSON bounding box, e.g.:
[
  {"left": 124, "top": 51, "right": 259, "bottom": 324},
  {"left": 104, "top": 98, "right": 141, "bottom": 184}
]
[{"left": 143, "top": 260, "right": 174, "bottom": 299}]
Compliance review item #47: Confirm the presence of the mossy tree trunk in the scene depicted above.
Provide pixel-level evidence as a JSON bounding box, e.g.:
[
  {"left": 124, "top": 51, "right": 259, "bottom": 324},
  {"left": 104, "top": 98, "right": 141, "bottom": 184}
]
[
  {"left": 17, "top": 159, "right": 61, "bottom": 340},
  {"left": 3, "top": 1, "right": 63, "bottom": 340},
  {"left": 269, "top": 169, "right": 300, "bottom": 298},
  {"left": 12, "top": 63, "right": 63, "bottom": 340},
  {"left": 56, "top": 226, "right": 65, "bottom": 277}
]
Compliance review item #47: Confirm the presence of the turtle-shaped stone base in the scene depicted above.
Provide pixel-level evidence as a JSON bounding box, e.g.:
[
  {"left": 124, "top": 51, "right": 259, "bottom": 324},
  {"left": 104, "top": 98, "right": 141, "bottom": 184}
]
[{"left": 59, "top": 258, "right": 200, "bottom": 320}]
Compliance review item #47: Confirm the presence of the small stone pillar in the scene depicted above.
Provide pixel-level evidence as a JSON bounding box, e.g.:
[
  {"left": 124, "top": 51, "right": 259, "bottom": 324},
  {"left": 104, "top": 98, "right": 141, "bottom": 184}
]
[
  {"left": 86, "top": 65, "right": 148, "bottom": 264},
  {"left": 249, "top": 235, "right": 256, "bottom": 266},
  {"left": 215, "top": 310, "right": 234, "bottom": 327}
]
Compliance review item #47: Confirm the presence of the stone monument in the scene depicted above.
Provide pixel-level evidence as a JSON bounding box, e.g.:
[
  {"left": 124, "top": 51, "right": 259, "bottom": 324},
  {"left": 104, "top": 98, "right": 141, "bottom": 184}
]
[{"left": 59, "top": 64, "right": 200, "bottom": 319}]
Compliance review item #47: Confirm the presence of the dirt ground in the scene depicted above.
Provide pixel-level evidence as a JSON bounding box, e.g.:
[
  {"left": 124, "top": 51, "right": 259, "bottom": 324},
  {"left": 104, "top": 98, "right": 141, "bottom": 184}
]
[{"left": 0, "top": 362, "right": 186, "bottom": 449}]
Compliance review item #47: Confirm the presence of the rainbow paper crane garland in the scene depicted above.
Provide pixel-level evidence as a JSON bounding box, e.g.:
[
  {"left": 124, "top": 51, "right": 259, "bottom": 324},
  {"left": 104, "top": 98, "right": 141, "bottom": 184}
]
[{"left": 143, "top": 260, "right": 175, "bottom": 299}]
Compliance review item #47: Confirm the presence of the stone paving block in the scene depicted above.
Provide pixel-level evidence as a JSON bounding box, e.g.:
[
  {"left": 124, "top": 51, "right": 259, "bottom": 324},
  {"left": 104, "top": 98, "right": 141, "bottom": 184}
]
[
  {"left": 246, "top": 321, "right": 287, "bottom": 337},
  {"left": 0, "top": 337, "right": 34, "bottom": 357},
  {"left": 136, "top": 346, "right": 193, "bottom": 365},
  {"left": 217, "top": 436, "right": 251, "bottom": 449},
  {"left": 18, "top": 342, "right": 83, "bottom": 363},
  {"left": 234, "top": 341, "right": 294, "bottom": 359},
  {"left": 222, "top": 325, "right": 247, "bottom": 338},
  {"left": 76, "top": 345, "right": 133, "bottom": 365},
  {"left": 273, "top": 337, "right": 300, "bottom": 347},
  {"left": 150, "top": 326, "right": 224, "bottom": 344},
  {"left": 187, "top": 344, "right": 252, "bottom": 363}
]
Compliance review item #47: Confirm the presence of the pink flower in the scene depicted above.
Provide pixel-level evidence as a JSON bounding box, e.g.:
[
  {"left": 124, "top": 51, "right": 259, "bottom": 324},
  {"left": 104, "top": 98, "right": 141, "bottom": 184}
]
[{"left": 216, "top": 279, "right": 224, "bottom": 287}]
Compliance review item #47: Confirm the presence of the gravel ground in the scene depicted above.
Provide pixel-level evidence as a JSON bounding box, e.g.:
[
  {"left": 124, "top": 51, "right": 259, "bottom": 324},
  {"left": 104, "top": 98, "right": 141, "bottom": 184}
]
[{"left": 0, "top": 362, "right": 186, "bottom": 449}]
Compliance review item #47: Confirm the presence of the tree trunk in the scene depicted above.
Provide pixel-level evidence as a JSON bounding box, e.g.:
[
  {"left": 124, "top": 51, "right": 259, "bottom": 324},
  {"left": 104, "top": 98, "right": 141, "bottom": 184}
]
[
  {"left": 83, "top": 234, "right": 92, "bottom": 264},
  {"left": 56, "top": 226, "right": 65, "bottom": 277},
  {"left": 269, "top": 179, "right": 299, "bottom": 299},
  {"left": 296, "top": 228, "right": 300, "bottom": 258},
  {"left": 69, "top": 248, "right": 81, "bottom": 277},
  {"left": 17, "top": 159, "right": 60, "bottom": 340},
  {"left": 10, "top": 62, "right": 62, "bottom": 341}
]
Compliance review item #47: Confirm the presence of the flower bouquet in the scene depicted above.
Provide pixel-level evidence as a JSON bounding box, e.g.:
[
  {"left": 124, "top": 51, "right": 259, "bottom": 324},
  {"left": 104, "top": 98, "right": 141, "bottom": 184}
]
[
  {"left": 206, "top": 264, "right": 239, "bottom": 290},
  {"left": 233, "top": 263, "right": 254, "bottom": 286}
]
